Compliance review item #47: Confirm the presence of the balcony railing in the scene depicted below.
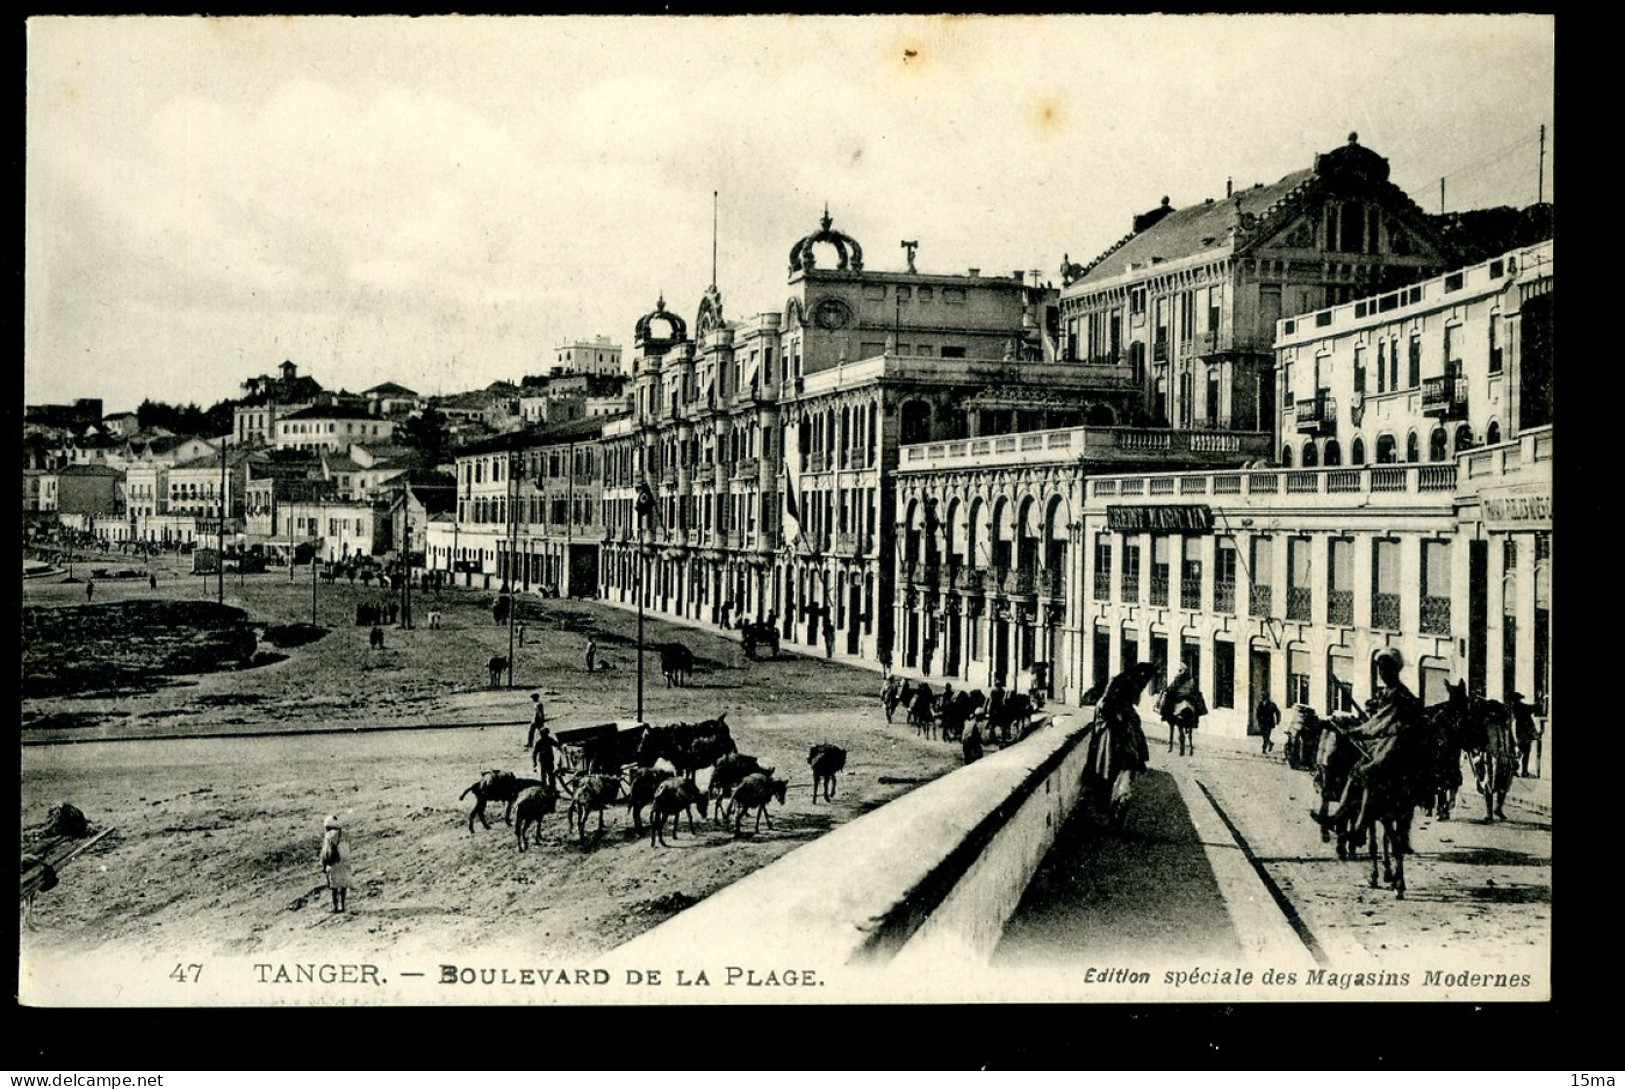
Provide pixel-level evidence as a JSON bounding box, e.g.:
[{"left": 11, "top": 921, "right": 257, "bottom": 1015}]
[
  {"left": 1250, "top": 584, "right": 1273, "bottom": 617},
  {"left": 1121, "top": 573, "right": 1140, "bottom": 601},
  {"left": 989, "top": 565, "right": 1011, "bottom": 596},
  {"left": 1150, "top": 572, "right": 1170, "bottom": 607},
  {"left": 956, "top": 566, "right": 986, "bottom": 594},
  {"left": 1421, "top": 596, "right": 1452, "bottom": 635},
  {"left": 1001, "top": 569, "right": 1034, "bottom": 597},
  {"left": 807, "top": 452, "right": 828, "bottom": 472},
  {"left": 1093, "top": 568, "right": 1111, "bottom": 602},
  {"left": 1422, "top": 375, "right": 1468, "bottom": 419},
  {"left": 1372, "top": 593, "right": 1401, "bottom": 631},
  {"left": 1286, "top": 586, "right": 1312, "bottom": 622},
  {"left": 1295, "top": 395, "right": 1337, "bottom": 435},
  {"left": 733, "top": 457, "right": 760, "bottom": 480},
  {"left": 1153, "top": 338, "right": 1168, "bottom": 363},
  {"left": 1214, "top": 579, "right": 1235, "bottom": 614},
  {"left": 1328, "top": 590, "right": 1354, "bottom": 626},
  {"left": 1181, "top": 579, "right": 1202, "bottom": 610},
  {"left": 835, "top": 532, "right": 866, "bottom": 556}
]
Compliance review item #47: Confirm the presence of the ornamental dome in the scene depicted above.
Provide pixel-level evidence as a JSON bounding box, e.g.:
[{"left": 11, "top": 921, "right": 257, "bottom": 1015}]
[
  {"left": 634, "top": 294, "right": 688, "bottom": 352},
  {"left": 788, "top": 206, "right": 864, "bottom": 274}
]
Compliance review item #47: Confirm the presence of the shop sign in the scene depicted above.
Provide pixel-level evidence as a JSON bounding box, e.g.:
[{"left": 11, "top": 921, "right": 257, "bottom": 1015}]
[
  {"left": 1481, "top": 484, "right": 1551, "bottom": 532},
  {"left": 1106, "top": 504, "right": 1214, "bottom": 534}
]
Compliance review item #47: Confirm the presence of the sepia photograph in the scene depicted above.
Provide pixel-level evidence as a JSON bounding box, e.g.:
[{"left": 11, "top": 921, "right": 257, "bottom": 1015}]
[{"left": 21, "top": 14, "right": 1554, "bottom": 1009}]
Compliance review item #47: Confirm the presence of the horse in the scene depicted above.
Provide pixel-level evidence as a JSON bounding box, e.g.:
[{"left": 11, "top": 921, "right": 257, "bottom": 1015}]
[
  {"left": 988, "top": 692, "right": 1036, "bottom": 744},
  {"left": 1311, "top": 711, "right": 1367, "bottom": 860},
  {"left": 1082, "top": 663, "right": 1158, "bottom": 832},
  {"left": 487, "top": 655, "right": 509, "bottom": 688},
  {"left": 1436, "top": 680, "right": 1513, "bottom": 823},
  {"left": 907, "top": 684, "right": 937, "bottom": 741},
  {"left": 633, "top": 715, "right": 735, "bottom": 781},
  {"left": 659, "top": 642, "right": 693, "bottom": 687},
  {"left": 882, "top": 677, "right": 908, "bottom": 723}
]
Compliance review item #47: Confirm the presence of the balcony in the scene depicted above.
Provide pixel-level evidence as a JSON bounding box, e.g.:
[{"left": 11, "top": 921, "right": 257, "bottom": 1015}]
[
  {"left": 1294, "top": 395, "right": 1337, "bottom": 436},
  {"left": 1180, "top": 579, "right": 1202, "bottom": 611},
  {"left": 1121, "top": 573, "right": 1140, "bottom": 602},
  {"left": 1038, "top": 568, "right": 1064, "bottom": 599},
  {"left": 1286, "top": 586, "right": 1312, "bottom": 622},
  {"left": 989, "top": 565, "right": 1011, "bottom": 596},
  {"left": 1092, "top": 569, "right": 1111, "bottom": 602},
  {"left": 956, "top": 566, "right": 987, "bottom": 594},
  {"left": 1004, "top": 568, "right": 1035, "bottom": 597},
  {"left": 1421, "top": 595, "right": 1452, "bottom": 635},
  {"left": 1422, "top": 375, "right": 1468, "bottom": 420},
  {"left": 1372, "top": 593, "right": 1401, "bottom": 631},
  {"left": 660, "top": 467, "right": 678, "bottom": 487},
  {"left": 733, "top": 457, "right": 760, "bottom": 481},
  {"left": 847, "top": 448, "right": 872, "bottom": 471},
  {"left": 1328, "top": 590, "right": 1354, "bottom": 626},
  {"left": 1153, "top": 338, "right": 1168, "bottom": 363},
  {"left": 1150, "top": 572, "right": 1170, "bottom": 607},
  {"left": 1250, "top": 584, "right": 1272, "bottom": 617},
  {"left": 1214, "top": 579, "right": 1235, "bottom": 614},
  {"left": 807, "top": 452, "right": 829, "bottom": 473},
  {"left": 835, "top": 532, "right": 866, "bottom": 557}
]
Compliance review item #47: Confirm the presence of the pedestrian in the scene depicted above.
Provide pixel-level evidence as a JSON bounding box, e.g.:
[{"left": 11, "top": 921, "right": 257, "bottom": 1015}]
[
  {"left": 85, "top": 579, "right": 95, "bottom": 602},
  {"left": 1510, "top": 692, "right": 1539, "bottom": 777},
  {"left": 962, "top": 722, "right": 985, "bottom": 765},
  {"left": 1256, "top": 694, "right": 1281, "bottom": 755},
  {"left": 531, "top": 722, "right": 562, "bottom": 788},
  {"left": 525, "top": 691, "right": 548, "bottom": 751},
  {"left": 149, "top": 573, "right": 158, "bottom": 591},
  {"left": 585, "top": 636, "right": 597, "bottom": 673},
  {"left": 823, "top": 619, "right": 835, "bottom": 659},
  {"left": 518, "top": 623, "right": 527, "bottom": 648},
  {"left": 369, "top": 624, "right": 384, "bottom": 650},
  {"left": 320, "top": 814, "right": 352, "bottom": 914}
]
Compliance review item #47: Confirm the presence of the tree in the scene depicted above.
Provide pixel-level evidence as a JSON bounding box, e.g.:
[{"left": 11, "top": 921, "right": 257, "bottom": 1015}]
[{"left": 400, "top": 405, "right": 450, "bottom": 467}]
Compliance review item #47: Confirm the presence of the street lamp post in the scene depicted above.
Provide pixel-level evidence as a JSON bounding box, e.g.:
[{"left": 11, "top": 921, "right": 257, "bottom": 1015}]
[
  {"left": 217, "top": 438, "right": 228, "bottom": 605},
  {"left": 634, "top": 479, "right": 654, "bottom": 723}
]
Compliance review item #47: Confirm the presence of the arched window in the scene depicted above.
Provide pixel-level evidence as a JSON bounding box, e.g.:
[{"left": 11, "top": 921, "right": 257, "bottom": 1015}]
[
  {"left": 1375, "top": 434, "right": 1395, "bottom": 464},
  {"left": 1324, "top": 438, "right": 1342, "bottom": 466},
  {"left": 1454, "top": 424, "right": 1474, "bottom": 454},
  {"left": 1485, "top": 421, "right": 1502, "bottom": 445},
  {"left": 1281, "top": 445, "right": 1294, "bottom": 467},
  {"left": 1406, "top": 431, "right": 1420, "bottom": 463},
  {"left": 1085, "top": 403, "right": 1115, "bottom": 426},
  {"left": 1302, "top": 442, "right": 1319, "bottom": 467},
  {"left": 901, "top": 401, "right": 932, "bottom": 445},
  {"left": 1429, "top": 428, "right": 1448, "bottom": 462}
]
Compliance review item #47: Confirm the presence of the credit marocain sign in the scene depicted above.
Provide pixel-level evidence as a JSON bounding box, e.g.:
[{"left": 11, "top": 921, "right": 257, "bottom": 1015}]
[{"left": 1106, "top": 504, "right": 1215, "bottom": 534}]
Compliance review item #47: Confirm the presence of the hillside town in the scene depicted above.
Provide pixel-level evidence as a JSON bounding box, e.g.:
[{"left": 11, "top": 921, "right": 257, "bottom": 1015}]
[{"left": 25, "top": 135, "right": 1554, "bottom": 740}]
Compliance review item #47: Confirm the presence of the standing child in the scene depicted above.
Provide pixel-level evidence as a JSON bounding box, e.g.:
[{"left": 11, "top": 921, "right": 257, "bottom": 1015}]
[{"left": 320, "top": 815, "right": 352, "bottom": 914}]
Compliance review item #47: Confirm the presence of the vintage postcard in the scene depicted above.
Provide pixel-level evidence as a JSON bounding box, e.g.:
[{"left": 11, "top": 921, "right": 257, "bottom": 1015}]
[{"left": 21, "top": 14, "right": 1553, "bottom": 1007}]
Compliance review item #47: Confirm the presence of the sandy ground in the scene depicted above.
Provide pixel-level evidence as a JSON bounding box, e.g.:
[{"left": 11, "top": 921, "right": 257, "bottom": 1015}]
[{"left": 21, "top": 562, "right": 963, "bottom": 962}]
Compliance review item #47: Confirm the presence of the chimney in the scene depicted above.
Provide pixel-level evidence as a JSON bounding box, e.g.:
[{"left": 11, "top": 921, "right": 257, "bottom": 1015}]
[
  {"left": 1226, "top": 177, "right": 1233, "bottom": 198},
  {"left": 968, "top": 268, "right": 980, "bottom": 277}
]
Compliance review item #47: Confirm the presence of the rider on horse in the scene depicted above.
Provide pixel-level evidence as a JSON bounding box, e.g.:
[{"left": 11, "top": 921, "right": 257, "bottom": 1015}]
[
  {"left": 1159, "top": 664, "right": 1208, "bottom": 754},
  {"left": 1311, "top": 648, "right": 1427, "bottom": 836}
]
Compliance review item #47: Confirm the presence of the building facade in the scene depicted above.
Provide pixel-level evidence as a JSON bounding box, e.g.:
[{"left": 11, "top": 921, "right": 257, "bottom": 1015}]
[
  {"left": 273, "top": 406, "right": 397, "bottom": 452},
  {"left": 554, "top": 336, "right": 624, "bottom": 378},
  {"left": 1059, "top": 134, "right": 1449, "bottom": 438}
]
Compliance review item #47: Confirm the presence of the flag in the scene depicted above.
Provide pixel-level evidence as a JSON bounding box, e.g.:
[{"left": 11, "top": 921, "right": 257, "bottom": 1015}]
[
  {"left": 781, "top": 425, "right": 802, "bottom": 548},
  {"left": 635, "top": 481, "right": 655, "bottom": 523}
]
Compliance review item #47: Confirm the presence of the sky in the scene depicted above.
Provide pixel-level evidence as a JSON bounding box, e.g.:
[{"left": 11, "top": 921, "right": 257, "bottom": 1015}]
[{"left": 25, "top": 15, "right": 1555, "bottom": 415}]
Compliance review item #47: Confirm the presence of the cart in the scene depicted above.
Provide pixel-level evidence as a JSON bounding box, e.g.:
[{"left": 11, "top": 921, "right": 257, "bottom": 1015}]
[{"left": 555, "top": 721, "right": 647, "bottom": 776}]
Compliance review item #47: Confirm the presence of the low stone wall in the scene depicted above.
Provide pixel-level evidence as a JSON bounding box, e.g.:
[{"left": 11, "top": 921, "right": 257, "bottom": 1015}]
[{"left": 598, "top": 710, "right": 1096, "bottom": 976}]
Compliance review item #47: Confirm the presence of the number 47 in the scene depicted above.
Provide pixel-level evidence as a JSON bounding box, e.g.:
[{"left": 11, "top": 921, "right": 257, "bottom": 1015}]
[{"left": 170, "top": 963, "right": 202, "bottom": 983}]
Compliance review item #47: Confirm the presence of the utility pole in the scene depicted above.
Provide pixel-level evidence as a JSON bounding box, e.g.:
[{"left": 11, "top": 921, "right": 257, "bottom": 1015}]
[
  {"left": 1439, "top": 176, "right": 1446, "bottom": 215},
  {"left": 310, "top": 511, "right": 319, "bottom": 627},
  {"left": 217, "top": 438, "right": 227, "bottom": 604},
  {"left": 399, "top": 480, "right": 413, "bottom": 629},
  {"left": 635, "top": 478, "right": 653, "bottom": 723},
  {"left": 1537, "top": 123, "right": 1546, "bottom": 204}
]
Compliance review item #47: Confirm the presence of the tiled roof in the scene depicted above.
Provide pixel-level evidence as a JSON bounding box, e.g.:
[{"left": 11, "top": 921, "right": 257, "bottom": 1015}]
[
  {"left": 1074, "top": 170, "right": 1314, "bottom": 288},
  {"left": 364, "top": 382, "right": 419, "bottom": 397},
  {"left": 278, "top": 403, "right": 379, "bottom": 422}
]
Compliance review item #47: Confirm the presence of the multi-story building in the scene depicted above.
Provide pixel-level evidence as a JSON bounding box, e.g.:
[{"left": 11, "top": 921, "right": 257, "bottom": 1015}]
[
  {"left": 1274, "top": 240, "right": 1553, "bottom": 468},
  {"left": 273, "top": 405, "right": 397, "bottom": 453},
  {"left": 436, "top": 416, "right": 607, "bottom": 595},
  {"left": 166, "top": 447, "right": 253, "bottom": 524},
  {"left": 596, "top": 209, "right": 1148, "bottom": 664},
  {"left": 554, "top": 336, "right": 624, "bottom": 378},
  {"left": 1058, "top": 134, "right": 1449, "bottom": 438},
  {"left": 362, "top": 382, "right": 422, "bottom": 418},
  {"left": 281, "top": 497, "right": 390, "bottom": 564},
  {"left": 1065, "top": 242, "right": 1553, "bottom": 736}
]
